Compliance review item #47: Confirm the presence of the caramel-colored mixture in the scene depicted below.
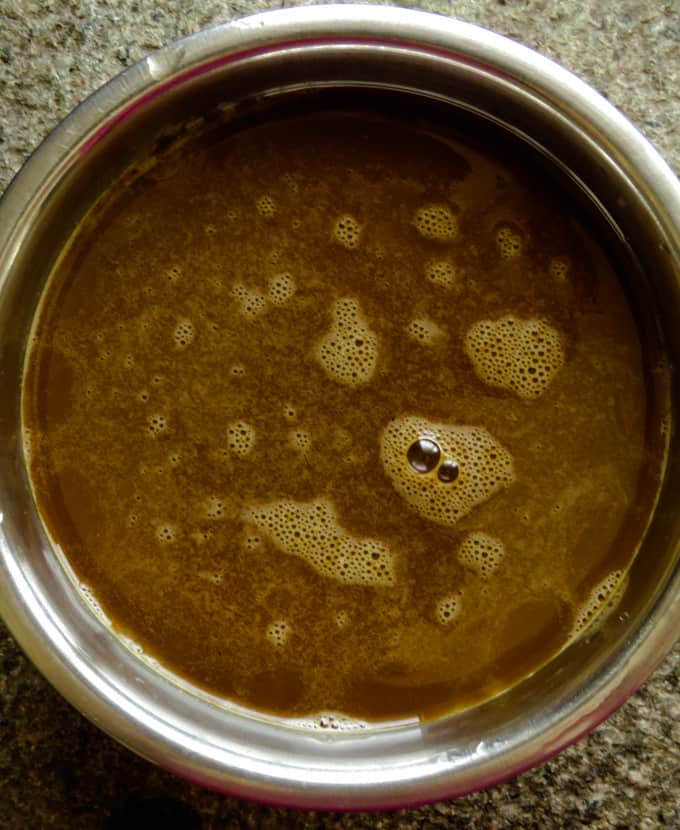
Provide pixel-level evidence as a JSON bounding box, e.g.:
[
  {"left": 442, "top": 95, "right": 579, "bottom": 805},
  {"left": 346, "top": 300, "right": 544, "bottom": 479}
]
[{"left": 23, "top": 104, "right": 660, "bottom": 722}]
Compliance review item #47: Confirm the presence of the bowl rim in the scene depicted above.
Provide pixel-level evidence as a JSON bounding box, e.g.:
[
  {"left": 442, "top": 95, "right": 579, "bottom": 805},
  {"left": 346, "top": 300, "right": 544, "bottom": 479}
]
[{"left": 1, "top": 4, "right": 679, "bottom": 811}]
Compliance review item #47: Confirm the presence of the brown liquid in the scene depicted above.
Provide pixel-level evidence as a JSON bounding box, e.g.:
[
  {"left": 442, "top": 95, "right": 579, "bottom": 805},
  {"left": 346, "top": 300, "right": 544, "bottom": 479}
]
[{"left": 22, "top": 101, "right": 662, "bottom": 723}]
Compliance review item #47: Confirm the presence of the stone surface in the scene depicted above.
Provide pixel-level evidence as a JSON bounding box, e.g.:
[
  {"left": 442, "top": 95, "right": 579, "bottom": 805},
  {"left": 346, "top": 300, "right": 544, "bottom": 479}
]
[{"left": 1, "top": 0, "right": 679, "bottom": 827}]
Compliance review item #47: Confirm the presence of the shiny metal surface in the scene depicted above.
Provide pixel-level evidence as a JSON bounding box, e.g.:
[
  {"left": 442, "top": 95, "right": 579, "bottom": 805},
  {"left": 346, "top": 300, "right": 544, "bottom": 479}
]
[{"left": 0, "top": 5, "right": 679, "bottom": 810}]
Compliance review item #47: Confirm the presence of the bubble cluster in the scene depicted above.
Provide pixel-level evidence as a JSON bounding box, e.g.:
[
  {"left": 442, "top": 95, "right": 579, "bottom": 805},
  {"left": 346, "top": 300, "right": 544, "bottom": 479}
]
[
  {"left": 435, "top": 591, "right": 463, "bottom": 626},
  {"left": 227, "top": 421, "right": 256, "bottom": 457},
  {"left": 230, "top": 364, "right": 246, "bottom": 377},
  {"left": 464, "top": 315, "right": 565, "bottom": 399},
  {"left": 173, "top": 318, "right": 194, "bottom": 348},
  {"left": 406, "top": 317, "right": 446, "bottom": 346},
  {"left": 78, "top": 583, "right": 111, "bottom": 625},
  {"left": 242, "top": 499, "right": 396, "bottom": 587},
  {"left": 334, "top": 610, "right": 349, "bottom": 629},
  {"left": 457, "top": 532, "right": 505, "bottom": 579},
  {"left": 289, "top": 429, "right": 312, "bottom": 455},
  {"left": 425, "top": 259, "right": 461, "bottom": 290},
  {"left": 282, "top": 173, "right": 299, "bottom": 194},
  {"left": 289, "top": 712, "right": 368, "bottom": 731},
  {"left": 266, "top": 619, "right": 290, "bottom": 648},
  {"left": 166, "top": 265, "right": 182, "bottom": 284},
  {"left": 198, "top": 570, "right": 224, "bottom": 586},
  {"left": 496, "top": 225, "right": 524, "bottom": 259},
  {"left": 232, "top": 283, "right": 268, "bottom": 319},
  {"left": 315, "top": 297, "right": 379, "bottom": 387},
  {"left": 156, "top": 524, "right": 176, "bottom": 543},
  {"left": 147, "top": 414, "right": 167, "bottom": 436},
  {"left": 267, "top": 272, "right": 296, "bottom": 306},
  {"left": 549, "top": 256, "right": 570, "bottom": 282},
  {"left": 243, "top": 533, "right": 262, "bottom": 551},
  {"left": 332, "top": 215, "right": 362, "bottom": 250},
  {"left": 571, "top": 570, "right": 626, "bottom": 637},
  {"left": 380, "top": 415, "right": 515, "bottom": 526},
  {"left": 414, "top": 204, "right": 458, "bottom": 241},
  {"left": 205, "top": 495, "right": 229, "bottom": 519},
  {"left": 22, "top": 428, "right": 33, "bottom": 461},
  {"left": 256, "top": 195, "right": 276, "bottom": 217}
]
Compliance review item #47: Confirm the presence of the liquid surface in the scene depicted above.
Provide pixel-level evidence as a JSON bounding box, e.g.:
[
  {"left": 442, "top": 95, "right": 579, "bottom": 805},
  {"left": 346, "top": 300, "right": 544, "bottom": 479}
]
[{"left": 23, "top": 104, "right": 659, "bottom": 722}]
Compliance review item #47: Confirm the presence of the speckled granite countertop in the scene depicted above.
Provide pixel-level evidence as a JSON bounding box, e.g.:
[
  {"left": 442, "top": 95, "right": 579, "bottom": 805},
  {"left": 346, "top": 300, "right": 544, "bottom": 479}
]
[{"left": 1, "top": 1, "right": 679, "bottom": 827}]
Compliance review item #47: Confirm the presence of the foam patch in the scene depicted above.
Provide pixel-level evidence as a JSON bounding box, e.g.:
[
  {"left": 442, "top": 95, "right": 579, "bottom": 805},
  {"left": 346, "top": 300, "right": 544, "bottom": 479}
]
[
  {"left": 227, "top": 421, "right": 256, "bottom": 456},
  {"left": 289, "top": 428, "right": 311, "bottom": 454},
  {"left": 232, "top": 283, "right": 268, "bottom": 319},
  {"left": 256, "top": 195, "right": 276, "bottom": 217},
  {"left": 496, "top": 225, "right": 523, "bottom": 258},
  {"left": 435, "top": 591, "right": 463, "bottom": 626},
  {"left": 570, "top": 570, "right": 626, "bottom": 638},
  {"left": 242, "top": 498, "right": 396, "bottom": 587},
  {"left": 425, "top": 259, "right": 461, "bottom": 290},
  {"left": 147, "top": 414, "right": 167, "bottom": 436},
  {"left": 549, "top": 256, "right": 570, "bottom": 282},
  {"left": 173, "top": 318, "right": 194, "bottom": 348},
  {"left": 267, "top": 272, "right": 296, "bottom": 306},
  {"left": 380, "top": 415, "right": 515, "bottom": 526},
  {"left": 414, "top": 204, "right": 458, "bottom": 241},
  {"left": 266, "top": 619, "right": 290, "bottom": 648},
  {"left": 314, "top": 297, "right": 379, "bottom": 387},
  {"left": 288, "top": 712, "right": 368, "bottom": 731},
  {"left": 464, "top": 315, "right": 564, "bottom": 399},
  {"left": 457, "top": 532, "right": 505, "bottom": 579},
  {"left": 406, "top": 317, "right": 446, "bottom": 346},
  {"left": 156, "top": 524, "right": 176, "bottom": 543},
  {"left": 332, "top": 215, "right": 362, "bottom": 250}
]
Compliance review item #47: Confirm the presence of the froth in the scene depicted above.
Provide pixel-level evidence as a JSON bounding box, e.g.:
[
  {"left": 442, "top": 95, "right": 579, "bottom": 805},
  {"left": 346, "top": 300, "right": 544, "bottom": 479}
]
[
  {"left": 256, "top": 194, "right": 276, "bottom": 217},
  {"left": 156, "top": 524, "right": 176, "bottom": 543},
  {"left": 242, "top": 498, "right": 396, "bottom": 587},
  {"left": 332, "top": 215, "right": 362, "bottom": 250},
  {"left": 173, "top": 318, "right": 194, "bottom": 348},
  {"left": 204, "top": 495, "right": 233, "bottom": 520},
  {"left": 289, "top": 712, "right": 368, "bottom": 731},
  {"left": 315, "top": 297, "right": 379, "bottom": 387},
  {"left": 435, "top": 591, "right": 463, "bottom": 626},
  {"left": 289, "top": 428, "right": 311, "bottom": 454},
  {"left": 496, "top": 225, "right": 523, "bottom": 259},
  {"left": 266, "top": 619, "right": 290, "bottom": 648},
  {"left": 267, "top": 272, "right": 296, "bottom": 306},
  {"left": 457, "top": 532, "right": 505, "bottom": 579},
  {"left": 147, "top": 414, "right": 167, "bottom": 436},
  {"left": 334, "top": 610, "right": 349, "bottom": 629},
  {"left": 380, "top": 415, "right": 515, "bottom": 526},
  {"left": 414, "top": 204, "right": 458, "bottom": 241},
  {"left": 232, "top": 283, "right": 268, "bottom": 319},
  {"left": 549, "top": 256, "right": 570, "bottom": 282},
  {"left": 79, "top": 583, "right": 111, "bottom": 626},
  {"left": 464, "top": 315, "right": 564, "bottom": 399},
  {"left": 425, "top": 259, "right": 461, "bottom": 290},
  {"left": 406, "top": 317, "right": 446, "bottom": 346},
  {"left": 227, "top": 421, "right": 256, "bottom": 456},
  {"left": 571, "top": 570, "right": 626, "bottom": 638},
  {"left": 166, "top": 265, "right": 182, "bottom": 284}
]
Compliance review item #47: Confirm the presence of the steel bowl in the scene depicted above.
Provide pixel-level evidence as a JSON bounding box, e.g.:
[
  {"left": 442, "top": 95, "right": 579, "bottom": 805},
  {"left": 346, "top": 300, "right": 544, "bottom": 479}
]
[{"left": 0, "top": 4, "right": 679, "bottom": 810}]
